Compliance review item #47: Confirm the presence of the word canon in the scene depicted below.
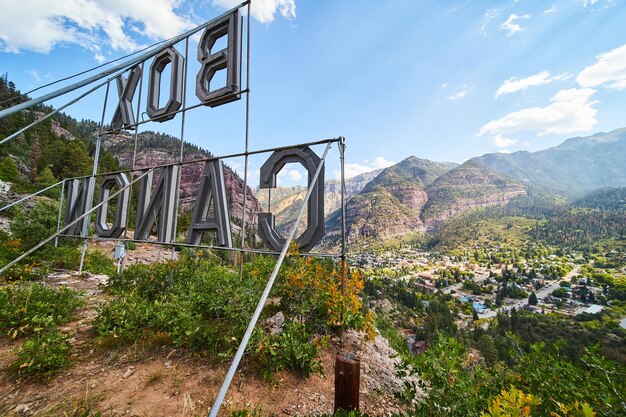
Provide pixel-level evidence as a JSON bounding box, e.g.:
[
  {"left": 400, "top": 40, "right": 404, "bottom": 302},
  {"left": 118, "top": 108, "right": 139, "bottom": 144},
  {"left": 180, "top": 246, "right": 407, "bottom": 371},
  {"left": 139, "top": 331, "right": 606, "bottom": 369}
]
[{"left": 63, "top": 146, "right": 325, "bottom": 253}]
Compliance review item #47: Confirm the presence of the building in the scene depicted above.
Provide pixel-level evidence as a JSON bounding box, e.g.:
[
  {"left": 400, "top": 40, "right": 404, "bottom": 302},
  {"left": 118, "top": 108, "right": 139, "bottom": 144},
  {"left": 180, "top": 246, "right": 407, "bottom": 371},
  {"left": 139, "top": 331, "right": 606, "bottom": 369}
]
[{"left": 584, "top": 304, "right": 604, "bottom": 314}]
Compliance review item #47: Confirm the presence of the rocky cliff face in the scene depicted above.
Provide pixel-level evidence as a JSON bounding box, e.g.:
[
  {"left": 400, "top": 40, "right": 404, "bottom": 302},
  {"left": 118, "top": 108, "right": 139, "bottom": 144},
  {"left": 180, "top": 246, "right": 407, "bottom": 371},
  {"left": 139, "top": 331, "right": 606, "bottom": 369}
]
[
  {"left": 103, "top": 131, "right": 261, "bottom": 224},
  {"left": 325, "top": 156, "right": 528, "bottom": 241},
  {"left": 326, "top": 157, "right": 456, "bottom": 240},
  {"left": 421, "top": 160, "right": 526, "bottom": 229}
]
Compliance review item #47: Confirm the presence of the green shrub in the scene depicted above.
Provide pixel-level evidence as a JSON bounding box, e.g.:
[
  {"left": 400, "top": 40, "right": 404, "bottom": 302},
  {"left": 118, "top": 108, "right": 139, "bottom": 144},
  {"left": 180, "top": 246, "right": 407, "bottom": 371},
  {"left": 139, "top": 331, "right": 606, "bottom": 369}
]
[
  {"left": 10, "top": 200, "right": 59, "bottom": 250},
  {"left": 228, "top": 408, "right": 265, "bottom": 417},
  {"left": 83, "top": 251, "right": 116, "bottom": 275},
  {"left": 93, "top": 294, "right": 156, "bottom": 345},
  {"left": 0, "top": 263, "right": 49, "bottom": 282},
  {"left": 126, "top": 241, "right": 137, "bottom": 250},
  {"left": 95, "top": 259, "right": 263, "bottom": 356},
  {"left": 0, "top": 156, "right": 20, "bottom": 183},
  {"left": 105, "top": 262, "right": 171, "bottom": 299},
  {"left": 255, "top": 322, "right": 323, "bottom": 379},
  {"left": 95, "top": 254, "right": 369, "bottom": 380},
  {"left": 9, "top": 325, "right": 72, "bottom": 379},
  {"left": 0, "top": 283, "right": 83, "bottom": 338},
  {"left": 39, "top": 246, "right": 81, "bottom": 270}
]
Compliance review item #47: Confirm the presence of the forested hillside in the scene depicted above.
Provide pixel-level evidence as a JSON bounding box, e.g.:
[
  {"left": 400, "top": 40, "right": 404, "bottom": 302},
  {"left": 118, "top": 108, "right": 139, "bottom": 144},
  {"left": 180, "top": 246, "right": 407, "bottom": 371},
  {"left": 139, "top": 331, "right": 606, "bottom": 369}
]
[{"left": 0, "top": 77, "right": 120, "bottom": 195}]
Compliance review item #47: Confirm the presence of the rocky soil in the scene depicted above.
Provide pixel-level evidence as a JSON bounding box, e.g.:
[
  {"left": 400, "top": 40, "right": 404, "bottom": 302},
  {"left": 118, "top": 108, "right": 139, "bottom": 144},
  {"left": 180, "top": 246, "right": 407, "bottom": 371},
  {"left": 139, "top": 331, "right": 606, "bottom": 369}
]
[{"left": 0, "top": 251, "right": 412, "bottom": 417}]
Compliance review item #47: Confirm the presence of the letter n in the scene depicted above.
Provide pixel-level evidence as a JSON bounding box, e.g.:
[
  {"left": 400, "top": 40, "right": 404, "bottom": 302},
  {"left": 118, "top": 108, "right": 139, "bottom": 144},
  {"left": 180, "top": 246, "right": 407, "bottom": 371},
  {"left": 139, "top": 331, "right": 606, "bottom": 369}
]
[
  {"left": 134, "top": 166, "right": 180, "bottom": 243},
  {"left": 63, "top": 178, "right": 90, "bottom": 236},
  {"left": 187, "top": 160, "right": 232, "bottom": 247}
]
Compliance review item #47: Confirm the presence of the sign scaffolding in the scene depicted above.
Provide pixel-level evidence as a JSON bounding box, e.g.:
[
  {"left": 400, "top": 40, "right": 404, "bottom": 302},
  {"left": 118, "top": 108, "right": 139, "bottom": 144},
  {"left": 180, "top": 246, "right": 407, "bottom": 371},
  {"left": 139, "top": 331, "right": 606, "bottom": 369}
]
[{"left": 0, "top": 2, "right": 349, "bottom": 416}]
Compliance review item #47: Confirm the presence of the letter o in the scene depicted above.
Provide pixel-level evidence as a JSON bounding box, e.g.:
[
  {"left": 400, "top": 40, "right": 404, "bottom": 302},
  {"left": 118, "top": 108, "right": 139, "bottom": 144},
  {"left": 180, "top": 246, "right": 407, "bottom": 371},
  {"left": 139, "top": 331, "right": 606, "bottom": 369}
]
[
  {"left": 147, "top": 47, "right": 184, "bottom": 122},
  {"left": 257, "top": 147, "right": 325, "bottom": 253}
]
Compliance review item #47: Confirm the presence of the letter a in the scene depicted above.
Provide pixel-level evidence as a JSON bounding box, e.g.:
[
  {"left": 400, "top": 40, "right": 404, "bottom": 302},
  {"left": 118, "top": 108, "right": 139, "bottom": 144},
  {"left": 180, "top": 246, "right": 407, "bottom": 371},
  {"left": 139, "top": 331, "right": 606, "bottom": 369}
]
[{"left": 187, "top": 160, "right": 232, "bottom": 247}]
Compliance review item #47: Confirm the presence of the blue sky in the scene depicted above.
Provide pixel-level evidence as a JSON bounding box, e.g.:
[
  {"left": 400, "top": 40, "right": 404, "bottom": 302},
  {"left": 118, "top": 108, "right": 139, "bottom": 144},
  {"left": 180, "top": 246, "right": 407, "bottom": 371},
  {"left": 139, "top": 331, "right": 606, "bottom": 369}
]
[{"left": 2, "top": 0, "right": 626, "bottom": 184}]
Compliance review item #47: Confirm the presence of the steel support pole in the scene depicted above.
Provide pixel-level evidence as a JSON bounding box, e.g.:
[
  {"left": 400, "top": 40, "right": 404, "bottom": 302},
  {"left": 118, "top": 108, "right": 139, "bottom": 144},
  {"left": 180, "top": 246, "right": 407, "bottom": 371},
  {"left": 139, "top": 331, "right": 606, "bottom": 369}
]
[
  {"left": 120, "top": 61, "right": 145, "bottom": 274},
  {"left": 339, "top": 137, "right": 347, "bottom": 342},
  {"left": 79, "top": 82, "right": 110, "bottom": 272},
  {"left": 168, "top": 37, "right": 190, "bottom": 286},
  {"left": 239, "top": 1, "right": 252, "bottom": 279},
  {"left": 207, "top": 141, "right": 331, "bottom": 417},
  {"left": 0, "top": 180, "right": 63, "bottom": 213}
]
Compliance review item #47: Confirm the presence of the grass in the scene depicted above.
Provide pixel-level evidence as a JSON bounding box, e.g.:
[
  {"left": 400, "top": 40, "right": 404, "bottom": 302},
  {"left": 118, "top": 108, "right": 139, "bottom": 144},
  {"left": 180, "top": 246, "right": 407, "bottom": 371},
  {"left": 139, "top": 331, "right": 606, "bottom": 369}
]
[
  {"left": 0, "top": 389, "right": 105, "bottom": 417},
  {"left": 145, "top": 369, "right": 165, "bottom": 386}
]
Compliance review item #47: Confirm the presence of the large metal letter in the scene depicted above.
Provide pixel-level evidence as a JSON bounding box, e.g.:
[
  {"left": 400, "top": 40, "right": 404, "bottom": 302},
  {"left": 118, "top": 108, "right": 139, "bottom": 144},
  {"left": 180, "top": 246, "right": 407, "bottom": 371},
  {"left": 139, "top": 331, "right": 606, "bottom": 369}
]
[
  {"left": 63, "top": 178, "right": 90, "bottom": 236},
  {"left": 134, "top": 166, "right": 180, "bottom": 243},
  {"left": 258, "top": 147, "right": 325, "bottom": 252},
  {"left": 196, "top": 10, "right": 241, "bottom": 107},
  {"left": 147, "top": 47, "right": 184, "bottom": 122},
  {"left": 111, "top": 65, "right": 142, "bottom": 130},
  {"left": 95, "top": 173, "right": 130, "bottom": 238},
  {"left": 187, "top": 160, "right": 232, "bottom": 247}
]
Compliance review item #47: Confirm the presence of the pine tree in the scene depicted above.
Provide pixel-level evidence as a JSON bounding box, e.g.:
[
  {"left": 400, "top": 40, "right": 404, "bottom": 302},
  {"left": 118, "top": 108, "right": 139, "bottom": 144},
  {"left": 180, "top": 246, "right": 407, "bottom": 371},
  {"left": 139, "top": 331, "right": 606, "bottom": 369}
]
[
  {"left": 34, "top": 166, "right": 59, "bottom": 198},
  {"left": 528, "top": 291, "right": 538, "bottom": 305},
  {"left": 477, "top": 333, "right": 498, "bottom": 365},
  {"left": 0, "top": 156, "right": 20, "bottom": 183}
]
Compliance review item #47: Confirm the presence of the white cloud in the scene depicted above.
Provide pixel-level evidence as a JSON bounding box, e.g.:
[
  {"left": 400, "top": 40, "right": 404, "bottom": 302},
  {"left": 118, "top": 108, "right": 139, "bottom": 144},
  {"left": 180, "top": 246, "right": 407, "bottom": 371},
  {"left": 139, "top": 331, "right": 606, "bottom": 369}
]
[
  {"left": 0, "top": 0, "right": 296, "bottom": 59},
  {"left": 276, "top": 166, "right": 304, "bottom": 185},
  {"left": 499, "top": 14, "right": 531, "bottom": 37},
  {"left": 583, "top": 0, "right": 600, "bottom": 7},
  {"left": 341, "top": 163, "right": 373, "bottom": 179},
  {"left": 372, "top": 156, "right": 394, "bottom": 170},
  {"left": 286, "top": 169, "right": 302, "bottom": 181},
  {"left": 577, "top": 43, "right": 626, "bottom": 90},
  {"left": 336, "top": 156, "right": 395, "bottom": 179},
  {"left": 485, "top": 8, "right": 500, "bottom": 20},
  {"left": 0, "top": 0, "right": 194, "bottom": 57},
  {"left": 479, "top": 88, "right": 598, "bottom": 136},
  {"left": 448, "top": 85, "right": 472, "bottom": 101},
  {"left": 495, "top": 71, "right": 571, "bottom": 97},
  {"left": 93, "top": 53, "right": 106, "bottom": 64},
  {"left": 493, "top": 135, "right": 518, "bottom": 148},
  {"left": 449, "top": 91, "right": 467, "bottom": 100},
  {"left": 28, "top": 69, "right": 42, "bottom": 82},
  {"left": 543, "top": 5, "right": 557, "bottom": 14},
  {"left": 441, "top": 82, "right": 449, "bottom": 88},
  {"left": 212, "top": 0, "right": 296, "bottom": 24}
]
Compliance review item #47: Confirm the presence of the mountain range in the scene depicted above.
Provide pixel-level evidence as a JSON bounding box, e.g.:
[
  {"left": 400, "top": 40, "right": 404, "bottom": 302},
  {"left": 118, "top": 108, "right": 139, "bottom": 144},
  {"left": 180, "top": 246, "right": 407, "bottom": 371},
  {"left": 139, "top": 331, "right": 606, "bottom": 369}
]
[
  {"left": 3, "top": 74, "right": 626, "bottom": 247},
  {"left": 260, "top": 128, "right": 626, "bottom": 244}
]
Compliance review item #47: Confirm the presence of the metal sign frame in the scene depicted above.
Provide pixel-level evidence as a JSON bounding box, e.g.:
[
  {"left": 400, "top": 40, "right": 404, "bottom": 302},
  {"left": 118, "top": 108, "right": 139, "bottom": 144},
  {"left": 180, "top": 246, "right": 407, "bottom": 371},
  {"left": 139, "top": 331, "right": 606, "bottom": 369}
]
[{"left": 0, "top": 2, "right": 349, "bottom": 416}]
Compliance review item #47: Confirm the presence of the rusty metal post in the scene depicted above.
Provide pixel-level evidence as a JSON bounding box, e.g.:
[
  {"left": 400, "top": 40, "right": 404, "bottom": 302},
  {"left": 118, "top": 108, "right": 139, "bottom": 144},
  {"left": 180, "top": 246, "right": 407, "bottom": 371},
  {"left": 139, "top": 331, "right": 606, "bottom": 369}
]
[{"left": 334, "top": 352, "right": 360, "bottom": 412}]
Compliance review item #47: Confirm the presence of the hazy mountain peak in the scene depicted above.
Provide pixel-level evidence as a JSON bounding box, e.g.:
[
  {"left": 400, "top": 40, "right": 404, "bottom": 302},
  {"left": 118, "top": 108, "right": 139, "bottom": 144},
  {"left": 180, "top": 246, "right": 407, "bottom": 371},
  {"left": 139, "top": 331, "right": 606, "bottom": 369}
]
[{"left": 473, "top": 129, "right": 626, "bottom": 196}]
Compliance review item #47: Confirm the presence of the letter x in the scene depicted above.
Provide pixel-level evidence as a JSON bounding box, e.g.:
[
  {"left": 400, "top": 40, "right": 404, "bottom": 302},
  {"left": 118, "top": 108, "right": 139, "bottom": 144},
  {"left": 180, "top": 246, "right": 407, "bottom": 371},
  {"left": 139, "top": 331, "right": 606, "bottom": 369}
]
[{"left": 111, "top": 65, "right": 141, "bottom": 130}]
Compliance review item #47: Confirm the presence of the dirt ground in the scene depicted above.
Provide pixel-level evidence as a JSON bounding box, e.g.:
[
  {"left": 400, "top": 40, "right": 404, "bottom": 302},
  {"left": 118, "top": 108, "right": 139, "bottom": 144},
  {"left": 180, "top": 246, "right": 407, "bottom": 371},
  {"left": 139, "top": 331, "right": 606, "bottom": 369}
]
[{"left": 0, "top": 249, "right": 408, "bottom": 417}]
